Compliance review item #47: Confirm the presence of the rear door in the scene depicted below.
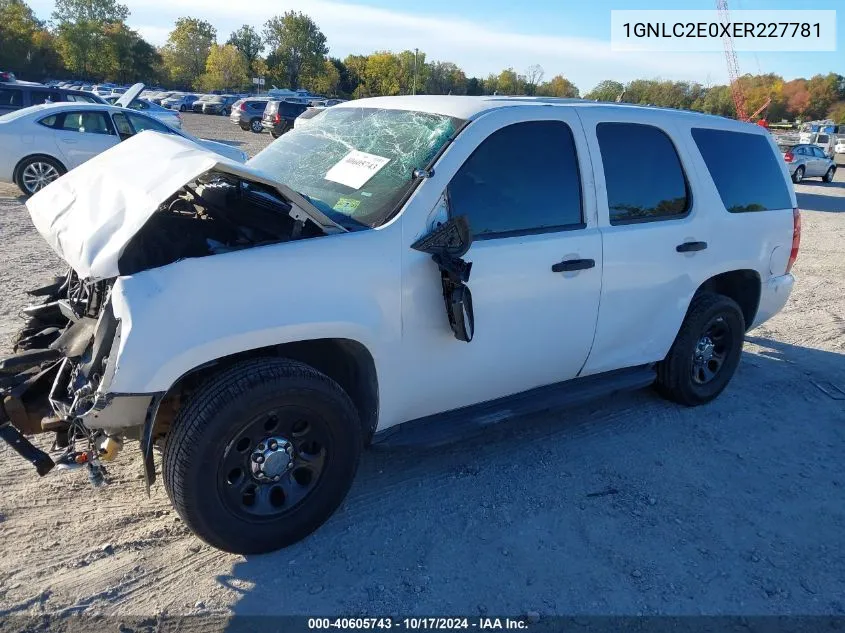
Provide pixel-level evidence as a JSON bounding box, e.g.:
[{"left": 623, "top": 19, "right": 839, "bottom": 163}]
[
  {"left": 576, "top": 111, "right": 706, "bottom": 376},
  {"left": 52, "top": 110, "right": 119, "bottom": 169},
  {"left": 399, "top": 107, "right": 604, "bottom": 420}
]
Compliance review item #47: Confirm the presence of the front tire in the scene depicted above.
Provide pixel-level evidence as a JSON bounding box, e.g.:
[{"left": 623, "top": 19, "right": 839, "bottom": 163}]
[
  {"left": 15, "top": 156, "right": 65, "bottom": 196},
  {"left": 180, "top": 105, "right": 187, "bottom": 112},
  {"left": 655, "top": 293, "right": 745, "bottom": 406},
  {"left": 792, "top": 166, "right": 804, "bottom": 183},
  {"left": 163, "top": 358, "right": 362, "bottom": 554},
  {"left": 250, "top": 118, "right": 263, "bottom": 133},
  {"left": 823, "top": 166, "right": 836, "bottom": 182}
]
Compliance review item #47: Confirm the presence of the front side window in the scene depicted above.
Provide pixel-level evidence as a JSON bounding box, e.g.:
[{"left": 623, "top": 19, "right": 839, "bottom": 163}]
[
  {"left": 597, "top": 122, "right": 689, "bottom": 224},
  {"left": 812, "top": 147, "right": 826, "bottom": 158},
  {"left": 0, "top": 88, "right": 22, "bottom": 106},
  {"left": 59, "top": 112, "right": 112, "bottom": 135},
  {"left": 447, "top": 121, "right": 583, "bottom": 238},
  {"left": 691, "top": 128, "right": 792, "bottom": 213},
  {"left": 248, "top": 107, "right": 461, "bottom": 228}
]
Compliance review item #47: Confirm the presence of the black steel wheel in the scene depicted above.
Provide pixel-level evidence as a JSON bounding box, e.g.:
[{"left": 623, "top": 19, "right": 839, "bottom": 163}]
[
  {"left": 163, "top": 358, "right": 362, "bottom": 554},
  {"left": 655, "top": 292, "right": 745, "bottom": 406}
]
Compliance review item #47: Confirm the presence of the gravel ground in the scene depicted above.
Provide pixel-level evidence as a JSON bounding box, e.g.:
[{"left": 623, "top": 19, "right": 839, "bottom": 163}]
[{"left": 0, "top": 115, "right": 844, "bottom": 623}]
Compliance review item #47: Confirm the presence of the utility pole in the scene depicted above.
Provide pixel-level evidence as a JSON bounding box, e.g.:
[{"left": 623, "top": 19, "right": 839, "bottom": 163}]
[{"left": 413, "top": 48, "right": 418, "bottom": 95}]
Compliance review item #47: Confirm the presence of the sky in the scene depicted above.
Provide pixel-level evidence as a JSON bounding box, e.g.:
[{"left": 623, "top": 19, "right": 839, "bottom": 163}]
[{"left": 26, "top": 0, "right": 844, "bottom": 92}]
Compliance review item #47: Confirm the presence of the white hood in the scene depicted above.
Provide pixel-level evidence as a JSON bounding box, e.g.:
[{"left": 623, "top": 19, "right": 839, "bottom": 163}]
[{"left": 26, "top": 131, "right": 343, "bottom": 281}]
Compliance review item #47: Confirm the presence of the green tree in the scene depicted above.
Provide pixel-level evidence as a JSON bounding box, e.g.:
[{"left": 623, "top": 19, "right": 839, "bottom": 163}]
[
  {"left": 52, "top": 0, "right": 129, "bottom": 78},
  {"left": 263, "top": 11, "right": 327, "bottom": 89},
  {"left": 226, "top": 24, "right": 263, "bottom": 76},
  {"left": 199, "top": 43, "right": 248, "bottom": 91},
  {"left": 100, "top": 22, "right": 160, "bottom": 84},
  {"left": 306, "top": 58, "right": 340, "bottom": 96},
  {"left": 496, "top": 68, "right": 519, "bottom": 95},
  {"left": 536, "top": 75, "right": 579, "bottom": 98},
  {"left": 584, "top": 80, "right": 624, "bottom": 101},
  {"left": 0, "top": 0, "right": 62, "bottom": 79},
  {"left": 425, "top": 61, "right": 467, "bottom": 95},
  {"left": 162, "top": 17, "right": 217, "bottom": 88},
  {"left": 806, "top": 73, "right": 839, "bottom": 119},
  {"left": 827, "top": 101, "right": 845, "bottom": 124}
]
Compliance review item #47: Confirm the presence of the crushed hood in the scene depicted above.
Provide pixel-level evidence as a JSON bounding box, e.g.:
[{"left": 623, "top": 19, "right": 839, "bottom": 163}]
[{"left": 26, "top": 131, "right": 344, "bottom": 282}]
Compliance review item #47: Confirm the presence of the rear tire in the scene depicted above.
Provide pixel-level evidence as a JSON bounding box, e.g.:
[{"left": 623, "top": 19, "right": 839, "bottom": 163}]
[
  {"left": 655, "top": 293, "right": 745, "bottom": 407},
  {"left": 180, "top": 105, "right": 186, "bottom": 112},
  {"left": 792, "top": 166, "right": 804, "bottom": 183},
  {"left": 823, "top": 166, "right": 836, "bottom": 183},
  {"left": 162, "top": 358, "right": 362, "bottom": 554},
  {"left": 271, "top": 130, "right": 280, "bottom": 139},
  {"left": 15, "top": 155, "right": 65, "bottom": 196}
]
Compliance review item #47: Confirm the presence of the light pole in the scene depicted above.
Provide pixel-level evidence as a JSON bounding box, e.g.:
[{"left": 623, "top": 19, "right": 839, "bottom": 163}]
[{"left": 413, "top": 48, "right": 418, "bottom": 95}]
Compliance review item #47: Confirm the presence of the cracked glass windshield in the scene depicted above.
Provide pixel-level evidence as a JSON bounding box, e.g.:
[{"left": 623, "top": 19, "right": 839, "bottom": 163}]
[{"left": 248, "top": 107, "right": 463, "bottom": 228}]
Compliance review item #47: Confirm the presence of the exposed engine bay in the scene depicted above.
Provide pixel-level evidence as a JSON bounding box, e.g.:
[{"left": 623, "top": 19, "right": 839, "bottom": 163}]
[{"left": 0, "top": 171, "right": 334, "bottom": 482}]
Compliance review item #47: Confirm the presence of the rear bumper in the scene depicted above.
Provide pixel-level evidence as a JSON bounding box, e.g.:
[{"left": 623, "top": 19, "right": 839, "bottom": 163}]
[{"left": 751, "top": 273, "right": 794, "bottom": 329}]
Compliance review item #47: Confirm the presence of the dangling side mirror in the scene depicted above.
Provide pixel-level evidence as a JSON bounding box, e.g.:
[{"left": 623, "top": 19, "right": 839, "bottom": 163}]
[{"left": 412, "top": 216, "right": 475, "bottom": 343}]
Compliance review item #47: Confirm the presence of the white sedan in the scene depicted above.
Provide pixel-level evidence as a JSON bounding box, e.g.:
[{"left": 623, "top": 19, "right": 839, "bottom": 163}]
[
  {"left": 0, "top": 102, "right": 249, "bottom": 195},
  {"left": 836, "top": 138, "right": 845, "bottom": 154}
]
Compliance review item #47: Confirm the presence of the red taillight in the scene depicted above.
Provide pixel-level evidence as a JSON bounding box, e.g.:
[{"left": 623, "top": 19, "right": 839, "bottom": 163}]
[
  {"left": 274, "top": 113, "right": 281, "bottom": 124},
  {"left": 784, "top": 152, "right": 794, "bottom": 163},
  {"left": 786, "top": 207, "right": 801, "bottom": 274},
  {"left": 239, "top": 102, "right": 246, "bottom": 111}
]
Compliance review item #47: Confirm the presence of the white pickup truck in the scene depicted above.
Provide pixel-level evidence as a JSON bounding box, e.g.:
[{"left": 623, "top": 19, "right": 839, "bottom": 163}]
[{"left": 1, "top": 96, "right": 799, "bottom": 554}]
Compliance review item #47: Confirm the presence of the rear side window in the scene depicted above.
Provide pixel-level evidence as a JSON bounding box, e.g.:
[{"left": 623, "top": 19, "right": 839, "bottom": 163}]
[
  {"left": 596, "top": 122, "right": 690, "bottom": 224},
  {"left": 448, "top": 121, "right": 583, "bottom": 238},
  {"left": 65, "top": 93, "right": 99, "bottom": 103},
  {"left": 0, "top": 88, "right": 22, "bottom": 106},
  {"left": 30, "top": 91, "right": 61, "bottom": 105},
  {"left": 691, "top": 128, "right": 792, "bottom": 213}
]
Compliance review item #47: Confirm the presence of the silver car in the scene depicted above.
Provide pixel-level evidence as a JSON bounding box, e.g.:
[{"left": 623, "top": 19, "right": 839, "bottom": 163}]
[{"left": 780, "top": 143, "right": 837, "bottom": 183}]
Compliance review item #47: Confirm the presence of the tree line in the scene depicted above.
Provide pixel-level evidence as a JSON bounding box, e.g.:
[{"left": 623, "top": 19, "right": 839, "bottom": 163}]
[{"left": 2, "top": 0, "right": 844, "bottom": 122}]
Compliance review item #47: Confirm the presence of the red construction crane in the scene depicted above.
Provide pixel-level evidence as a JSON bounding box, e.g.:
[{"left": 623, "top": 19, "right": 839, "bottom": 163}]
[{"left": 716, "top": 0, "right": 771, "bottom": 124}]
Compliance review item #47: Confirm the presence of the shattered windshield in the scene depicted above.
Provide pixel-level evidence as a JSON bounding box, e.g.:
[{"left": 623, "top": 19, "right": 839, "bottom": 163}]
[{"left": 248, "top": 107, "right": 463, "bottom": 228}]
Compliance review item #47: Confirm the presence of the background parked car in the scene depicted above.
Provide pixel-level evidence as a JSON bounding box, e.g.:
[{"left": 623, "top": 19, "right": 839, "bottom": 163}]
[
  {"left": 0, "top": 102, "right": 248, "bottom": 195},
  {"left": 781, "top": 143, "right": 837, "bottom": 183},
  {"left": 162, "top": 93, "right": 199, "bottom": 112},
  {"left": 229, "top": 97, "right": 270, "bottom": 132},
  {"left": 0, "top": 71, "right": 17, "bottom": 82},
  {"left": 149, "top": 91, "right": 177, "bottom": 105},
  {"left": 0, "top": 84, "right": 107, "bottom": 115},
  {"left": 203, "top": 95, "right": 239, "bottom": 115},
  {"left": 835, "top": 137, "right": 845, "bottom": 154},
  {"left": 293, "top": 105, "right": 326, "bottom": 129},
  {"left": 192, "top": 94, "right": 216, "bottom": 113},
  {"left": 261, "top": 99, "right": 309, "bottom": 138}
]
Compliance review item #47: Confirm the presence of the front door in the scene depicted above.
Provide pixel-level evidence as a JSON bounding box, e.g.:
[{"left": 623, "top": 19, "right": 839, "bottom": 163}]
[
  {"left": 397, "top": 108, "right": 603, "bottom": 423},
  {"left": 53, "top": 110, "right": 118, "bottom": 169}
]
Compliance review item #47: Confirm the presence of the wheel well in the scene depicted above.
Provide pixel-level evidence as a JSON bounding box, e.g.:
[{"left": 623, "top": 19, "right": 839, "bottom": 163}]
[
  {"left": 152, "top": 338, "right": 379, "bottom": 445},
  {"left": 695, "top": 270, "right": 761, "bottom": 330},
  {"left": 13, "top": 154, "right": 66, "bottom": 183}
]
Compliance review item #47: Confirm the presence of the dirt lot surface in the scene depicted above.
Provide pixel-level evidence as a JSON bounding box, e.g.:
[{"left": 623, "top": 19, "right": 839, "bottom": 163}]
[{"left": 0, "top": 114, "right": 844, "bottom": 623}]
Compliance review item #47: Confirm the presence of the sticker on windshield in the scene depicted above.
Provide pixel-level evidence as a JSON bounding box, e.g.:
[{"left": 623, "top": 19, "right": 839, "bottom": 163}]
[
  {"left": 325, "top": 150, "right": 391, "bottom": 189},
  {"left": 333, "top": 197, "right": 360, "bottom": 213}
]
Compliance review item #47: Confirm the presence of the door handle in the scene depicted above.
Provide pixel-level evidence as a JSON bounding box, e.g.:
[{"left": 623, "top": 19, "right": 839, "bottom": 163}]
[
  {"left": 552, "top": 258, "right": 595, "bottom": 273},
  {"left": 676, "top": 241, "right": 707, "bottom": 253}
]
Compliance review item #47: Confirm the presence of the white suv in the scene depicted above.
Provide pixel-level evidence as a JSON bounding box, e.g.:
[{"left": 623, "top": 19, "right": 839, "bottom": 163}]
[{"left": 2, "top": 96, "right": 800, "bottom": 554}]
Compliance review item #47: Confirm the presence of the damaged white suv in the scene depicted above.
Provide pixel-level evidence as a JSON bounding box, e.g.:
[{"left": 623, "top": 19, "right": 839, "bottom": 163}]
[{"left": 1, "top": 97, "right": 799, "bottom": 554}]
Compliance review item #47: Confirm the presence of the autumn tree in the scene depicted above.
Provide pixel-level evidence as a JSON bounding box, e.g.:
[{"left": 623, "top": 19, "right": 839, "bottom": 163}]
[
  {"left": 226, "top": 24, "right": 263, "bottom": 76},
  {"left": 162, "top": 17, "right": 217, "bottom": 88},
  {"left": 425, "top": 61, "right": 466, "bottom": 95},
  {"left": 263, "top": 12, "right": 327, "bottom": 89},
  {"left": 199, "top": 44, "right": 248, "bottom": 91},
  {"left": 306, "top": 58, "right": 340, "bottom": 96},
  {"left": 536, "top": 75, "right": 579, "bottom": 98},
  {"left": 52, "top": 0, "right": 129, "bottom": 78}
]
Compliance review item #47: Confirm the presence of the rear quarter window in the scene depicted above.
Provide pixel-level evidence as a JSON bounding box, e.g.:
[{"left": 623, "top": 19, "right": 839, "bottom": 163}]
[{"left": 691, "top": 128, "right": 792, "bottom": 213}]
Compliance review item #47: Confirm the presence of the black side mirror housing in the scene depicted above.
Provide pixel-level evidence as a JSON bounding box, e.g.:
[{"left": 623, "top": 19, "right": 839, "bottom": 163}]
[{"left": 412, "top": 216, "right": 475, "bottom": 342}]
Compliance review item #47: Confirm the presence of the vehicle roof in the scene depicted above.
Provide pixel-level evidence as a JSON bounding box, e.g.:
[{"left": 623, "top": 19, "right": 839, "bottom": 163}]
[
  {"left": 9, "top": 102, "right": 160, "bottom": 116},
  {"left": 335, "top": 95, "right": 763, "bottom": 131}
]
